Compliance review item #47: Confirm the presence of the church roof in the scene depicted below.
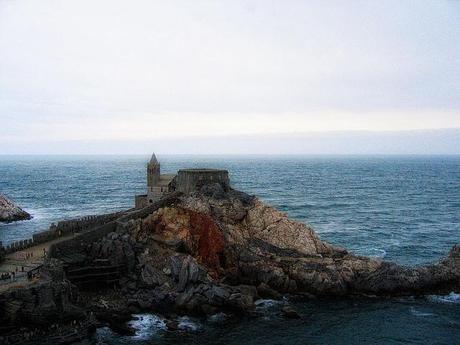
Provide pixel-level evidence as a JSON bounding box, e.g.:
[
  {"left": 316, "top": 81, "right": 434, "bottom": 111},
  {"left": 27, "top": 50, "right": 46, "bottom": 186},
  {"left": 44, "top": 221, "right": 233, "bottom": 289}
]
[{"left": 149, "top": 152, "right": 159, "bottom": 164}]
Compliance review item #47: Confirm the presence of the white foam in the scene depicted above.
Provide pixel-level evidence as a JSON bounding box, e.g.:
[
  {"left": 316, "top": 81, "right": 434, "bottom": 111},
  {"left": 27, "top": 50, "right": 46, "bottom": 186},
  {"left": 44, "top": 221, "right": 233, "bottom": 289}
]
[
  {"left": 427, "top": 292, "right": 460, "bottom": 304},
  {"left": 255, "top": 299, "right": 282, "bottom": 307},
  {"left": 207, "top": 312, "right": 228, "bottom": 323},
  {"left": 409, "top": 307, "right": 435, "bottom": 317},
  {"left": 128, "top": 314, "right": 166, "bottom": 339},
  {"left": 355, "top": 248, "right": 387, "bottom": 259},
  {"left": 177, "top": 316, "right": 202, "bottom": 332},
  {"left": 254, "top": 299, "right": 283, "bottom": 310},
  {"left": 254, "top": 299, "right": 284, "bottom": 316}
]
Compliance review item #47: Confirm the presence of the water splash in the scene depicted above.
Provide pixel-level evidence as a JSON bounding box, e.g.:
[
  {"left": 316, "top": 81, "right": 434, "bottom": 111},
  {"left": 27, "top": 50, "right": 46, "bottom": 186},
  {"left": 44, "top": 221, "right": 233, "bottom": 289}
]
[
  {"left": 177, "top": 316, "right": 202, "bottom": 332},
  {"left": 127, "top": 314, "right": 166, "bottom": 339},
  {"left": 427, "top": 292, "right": 460, "bottom": 304}
]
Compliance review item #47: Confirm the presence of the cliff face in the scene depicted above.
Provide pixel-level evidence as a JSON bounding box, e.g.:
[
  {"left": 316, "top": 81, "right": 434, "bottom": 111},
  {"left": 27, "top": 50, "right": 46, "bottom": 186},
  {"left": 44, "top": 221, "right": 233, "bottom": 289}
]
[
  {"left": 83, "top": 184, "right": 460, "bottom": 316},
  {"left": 0, "top": 194, "right": 31, "bottom": 222}
]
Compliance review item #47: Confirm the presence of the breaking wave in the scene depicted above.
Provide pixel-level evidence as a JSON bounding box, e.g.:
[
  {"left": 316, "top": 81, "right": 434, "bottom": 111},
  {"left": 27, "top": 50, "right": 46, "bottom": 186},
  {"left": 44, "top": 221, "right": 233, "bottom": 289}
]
[
  {"left": 128, "top": 314, "right": 166, "bottom": 339},
  {"left": 177, "top": 316, "right": 202, "bottom": 332},
  {"left": 427, "top": 292, "right": 460, "bottom": 304},
  {"left": 409, "top": 307, "right": 435, "bottom": 317}
]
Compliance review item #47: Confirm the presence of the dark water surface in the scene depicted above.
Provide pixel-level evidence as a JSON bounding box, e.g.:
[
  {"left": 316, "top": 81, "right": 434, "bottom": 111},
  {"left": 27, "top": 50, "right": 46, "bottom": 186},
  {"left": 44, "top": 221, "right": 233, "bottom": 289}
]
[{"left": 1, "top": 155, "right": 459, "bottom": 344}]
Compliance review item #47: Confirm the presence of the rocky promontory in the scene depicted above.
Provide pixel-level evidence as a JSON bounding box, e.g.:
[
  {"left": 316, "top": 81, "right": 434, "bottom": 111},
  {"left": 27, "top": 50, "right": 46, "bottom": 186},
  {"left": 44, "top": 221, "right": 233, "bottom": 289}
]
[
  {"left": 1, "top": 185, "right": 459, "bottom": 343},
  {"left": 0, "top": 194, "right": 31, "bottom": 222}
]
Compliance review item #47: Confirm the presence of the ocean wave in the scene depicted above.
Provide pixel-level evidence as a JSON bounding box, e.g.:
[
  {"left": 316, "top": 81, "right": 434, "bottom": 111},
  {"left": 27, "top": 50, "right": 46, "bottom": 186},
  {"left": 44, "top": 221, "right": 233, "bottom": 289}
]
[
  {"left": 177, "top": 316, "right": 202, "bottom": 332},
  {"left": 254, "top": 299, "right": 284, "bottom": 316},
  {"left": 354, "top": 248, "right": 387, "bottom": 259},
  {"left": 427, "top": 292, "right": 460, "bottom": 304},
  {"left": 294, "top": 202, "right": 353, "bottom": 210},
  {"left": 128, "top": 314, "right": 166, "bottom": 339},
  {"left": 255, "top": 299, "right": 283, "bottom": 309},
  {"left": 207, "top": 312, "right": 228, "bottom": 323},
  {"left": 409, "top": 307, "right": 435, "bottom": 317}
]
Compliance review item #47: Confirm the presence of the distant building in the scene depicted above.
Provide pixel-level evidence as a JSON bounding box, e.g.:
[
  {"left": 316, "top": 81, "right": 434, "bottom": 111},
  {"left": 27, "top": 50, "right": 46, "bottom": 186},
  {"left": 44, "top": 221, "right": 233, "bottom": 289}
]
[
  {"left": 135, "top": 152, "right": 230, "bottom": 208},
  {"left": 146, "top": 153, "right": 175, "bottom": 203}
]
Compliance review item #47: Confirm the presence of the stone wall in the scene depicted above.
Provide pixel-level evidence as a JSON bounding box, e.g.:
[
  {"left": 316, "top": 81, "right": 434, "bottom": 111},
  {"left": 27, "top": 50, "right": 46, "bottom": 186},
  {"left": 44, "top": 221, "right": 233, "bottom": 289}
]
[
  {"left": 119, "top": 192, "right": 182, "bottom": 224},
  {"left": 0, "top": 211, "right": 125, "bottom": 255},
  {"left": 48, "top": 221, "right": 118, "bottom": 263},
  {"left": 135, "top": 194, "right": 148, "bottom": 209},
  {"left": 49, "top": 193, "right": 183, "bottom": 263},
  {"left": 175, "top": 169, "right": 230, "bottom": 194},
  {"left": 0, "top": 192, "right": 181, "bottom": 258}
]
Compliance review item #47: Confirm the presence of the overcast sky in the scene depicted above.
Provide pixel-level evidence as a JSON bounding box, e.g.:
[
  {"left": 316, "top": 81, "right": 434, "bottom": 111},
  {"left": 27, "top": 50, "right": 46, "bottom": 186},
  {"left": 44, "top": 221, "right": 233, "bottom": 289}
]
[{"left": 1, "top": 0, "right": 459, "bottom": 154}]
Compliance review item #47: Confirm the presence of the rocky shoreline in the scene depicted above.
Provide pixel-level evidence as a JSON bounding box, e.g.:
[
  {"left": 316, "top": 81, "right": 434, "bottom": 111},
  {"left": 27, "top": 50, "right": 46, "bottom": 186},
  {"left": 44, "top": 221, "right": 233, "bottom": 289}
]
[
  {"left": 0, "top": 185, "right": 459, "bottom": 344},
  {"left": 0, "top": 194, "right": 31, "bottom": 223}
]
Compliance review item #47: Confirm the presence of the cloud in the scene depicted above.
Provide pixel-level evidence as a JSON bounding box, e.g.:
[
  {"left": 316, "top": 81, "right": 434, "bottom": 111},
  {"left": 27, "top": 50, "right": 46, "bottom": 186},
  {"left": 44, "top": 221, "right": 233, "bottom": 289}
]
[
  {"left": 0, "top": 0, "right": 459, "bottom": 153},
  {"left": 1, "top": 128, "right": 459, "bottom": 155},
  {"left": 1, "top": 110, "right": 460, "bottom": 145}
]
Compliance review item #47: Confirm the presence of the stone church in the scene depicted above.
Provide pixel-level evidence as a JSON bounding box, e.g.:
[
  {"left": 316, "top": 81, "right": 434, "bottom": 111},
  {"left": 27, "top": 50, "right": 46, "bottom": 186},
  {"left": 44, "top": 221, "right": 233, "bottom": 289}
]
[{"left": 135, "top": 153, "right": 230, "bottom": 208}]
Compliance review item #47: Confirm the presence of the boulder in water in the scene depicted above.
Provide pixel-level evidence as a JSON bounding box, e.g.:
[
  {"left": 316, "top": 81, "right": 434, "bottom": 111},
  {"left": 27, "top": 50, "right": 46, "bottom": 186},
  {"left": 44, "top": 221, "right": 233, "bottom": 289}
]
[{"left": 0, "top": 193, "right": 32, "bottom": 222}]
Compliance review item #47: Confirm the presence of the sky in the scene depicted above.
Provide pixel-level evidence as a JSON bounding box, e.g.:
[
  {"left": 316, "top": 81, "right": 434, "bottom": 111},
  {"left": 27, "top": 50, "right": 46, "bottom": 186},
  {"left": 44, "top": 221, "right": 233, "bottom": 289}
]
[{"left": 1, "top": 0, "right": 460, "bottom": 154}]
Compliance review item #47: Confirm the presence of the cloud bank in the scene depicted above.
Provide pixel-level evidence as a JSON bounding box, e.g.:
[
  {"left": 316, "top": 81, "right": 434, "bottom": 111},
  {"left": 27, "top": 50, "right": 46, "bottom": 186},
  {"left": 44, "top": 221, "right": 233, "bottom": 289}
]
[{"left": 1, "top": 0, "right": 459, "bottom": 153}]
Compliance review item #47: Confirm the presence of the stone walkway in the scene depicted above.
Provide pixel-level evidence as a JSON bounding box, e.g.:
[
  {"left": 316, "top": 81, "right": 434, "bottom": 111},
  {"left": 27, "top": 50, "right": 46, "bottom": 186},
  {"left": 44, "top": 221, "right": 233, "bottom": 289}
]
[{"left": 0, "top": 233, "right": 76, "bottom": 292}]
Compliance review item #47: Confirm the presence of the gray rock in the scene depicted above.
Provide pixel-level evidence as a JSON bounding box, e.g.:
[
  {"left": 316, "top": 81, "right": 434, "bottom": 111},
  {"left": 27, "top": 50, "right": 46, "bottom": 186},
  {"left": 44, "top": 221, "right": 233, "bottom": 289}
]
[
  {"left": 140, "top": 264, "right": 164, "bottom": 286},
  {"left": 200, "top": 183, "right": 226, "bottom": 199},
  {"left": 257, "top": 283, "right": 281, "bottom": 300},
  {"left": 171, "top": 255, "right": 207, "bottom": 291},
  {"left": 204, "top": 285, "right": 230, "bottom": 305},
  {"left": 0, "top": 194, "right": 31, "bottom": 222},
  {"left": 281, "top": 306, "right": 301, "bottom": 319},
  {"left": 227, "top": 292, "right": 254, "bottom": 312}
]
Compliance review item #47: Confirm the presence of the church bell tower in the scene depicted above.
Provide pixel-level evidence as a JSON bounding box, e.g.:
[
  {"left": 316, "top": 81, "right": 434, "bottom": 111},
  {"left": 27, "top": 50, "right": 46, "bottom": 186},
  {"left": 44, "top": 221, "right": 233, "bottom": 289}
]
[{"left": 147, "top": 152, "right": 160, "bottom": 188}]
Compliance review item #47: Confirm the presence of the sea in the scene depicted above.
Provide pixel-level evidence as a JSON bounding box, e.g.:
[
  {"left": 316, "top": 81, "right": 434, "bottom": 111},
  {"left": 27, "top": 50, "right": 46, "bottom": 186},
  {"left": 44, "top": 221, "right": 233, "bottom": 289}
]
[{"left": 0, "top": 155, "right": 459, "bottom": 345}]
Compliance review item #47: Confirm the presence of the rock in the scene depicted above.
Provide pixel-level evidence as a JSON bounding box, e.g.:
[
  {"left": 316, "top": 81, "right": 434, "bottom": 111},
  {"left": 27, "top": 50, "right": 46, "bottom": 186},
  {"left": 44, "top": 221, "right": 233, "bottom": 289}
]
[
  {"left": 171, "top": 255, "right": 208, "bottom": 291},
  {"left": 4, "top": 185, "right": 460, "bottom": 339},
  {"left": 281, "top": 306, "right": 301, "bottom": 319},
  {"left": 0, "top": 194, "right": 31, "bottom": 222},
  {"left": 227, "top": 292, "right": 254, "bottom": 312},
  {"left": 88, "top": 188, "right": 460, "bottom": 299},
  {"left": 257, "top": 283, "right": 282, "bottom": 300},
  {"left": 201, "top": 304, "right": 219, "bottom": 316},
  {"left": 97, "top": 312, "right": 135, "bottom": 335},
  {"left": 205, "top": 285, "right": 230, "bottom": 303},
  {"left": 1, "top": 277, "right": 83, "bottom": 326},
  {"left": 200, "top": 183, "right": 226, "bottom": 199},
  {"left": 140, "top": 263, "right": 164, "bottom": 286},
  {"left": 165, "top": 319, "right": 179, "bottom": 331}
]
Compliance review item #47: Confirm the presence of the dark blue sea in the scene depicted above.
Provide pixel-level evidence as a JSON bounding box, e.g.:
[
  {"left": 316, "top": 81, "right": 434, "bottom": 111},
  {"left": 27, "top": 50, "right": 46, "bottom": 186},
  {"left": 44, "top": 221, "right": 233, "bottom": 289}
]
[{"left": 1, "top": 155, "right": 459, "bottom": 344}]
